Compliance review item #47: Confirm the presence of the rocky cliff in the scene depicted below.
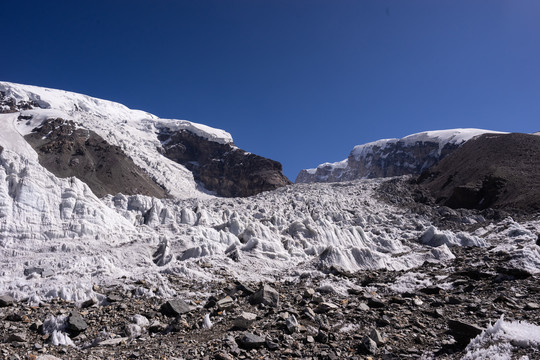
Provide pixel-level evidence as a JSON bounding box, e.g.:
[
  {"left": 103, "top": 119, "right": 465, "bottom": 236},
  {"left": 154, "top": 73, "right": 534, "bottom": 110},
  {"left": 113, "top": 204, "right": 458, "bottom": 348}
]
[
  {"left": 157, "top": 128, "right": 291, "bottom": 197},
  {"left": 296, "top": 129, "right": 501, "bottom": 183}
]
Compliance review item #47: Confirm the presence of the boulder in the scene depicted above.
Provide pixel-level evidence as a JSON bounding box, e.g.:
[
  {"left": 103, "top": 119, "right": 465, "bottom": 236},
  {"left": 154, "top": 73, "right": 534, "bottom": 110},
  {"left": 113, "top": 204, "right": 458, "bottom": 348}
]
[
  {"left": 160, "top": 299, "right": 192, "bottom": 317},
  {"left": 250, "top": 285, "right": 280, "bottom": 308}
]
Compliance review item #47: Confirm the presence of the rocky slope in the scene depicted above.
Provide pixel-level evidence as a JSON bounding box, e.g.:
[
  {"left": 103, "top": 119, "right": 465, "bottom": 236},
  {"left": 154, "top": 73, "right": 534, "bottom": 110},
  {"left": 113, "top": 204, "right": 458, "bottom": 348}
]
[
  {"left": 157, "top": 128, "right": 290, "bottom": 197},
  {"left": 418, "top": 133, "right": 540, "bottom": 211},
  {"left": 24, "top": 117, "right": 168, "bottom": 198},
  {"left": 296, "top": 129, "right": 502, "bottom": 183}
]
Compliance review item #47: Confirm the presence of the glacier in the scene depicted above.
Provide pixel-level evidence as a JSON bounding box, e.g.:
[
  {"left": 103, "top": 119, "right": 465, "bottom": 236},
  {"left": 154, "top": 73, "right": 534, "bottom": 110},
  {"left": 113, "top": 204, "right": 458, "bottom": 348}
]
[{"left": 0, "top": 81, "right": 539, "bottom": 312}]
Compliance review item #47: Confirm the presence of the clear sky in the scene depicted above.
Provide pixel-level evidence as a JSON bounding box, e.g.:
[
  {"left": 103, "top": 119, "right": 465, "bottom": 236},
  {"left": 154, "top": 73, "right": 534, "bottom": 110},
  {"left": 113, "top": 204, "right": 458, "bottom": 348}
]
[{"left": 1, "top": 1, "right": 539, "bottom": 181}]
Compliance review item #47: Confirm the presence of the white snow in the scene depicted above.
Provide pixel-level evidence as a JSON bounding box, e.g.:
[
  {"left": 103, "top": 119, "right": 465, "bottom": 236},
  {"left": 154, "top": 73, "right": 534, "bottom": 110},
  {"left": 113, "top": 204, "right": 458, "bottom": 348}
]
[
  {"left": 418, "top": 225, "right": 487, "bottom": 247},
  {"left": 463, "top": 316, "right": 540, "bottom": 360},
  {"left": 352, "top": 128, "right": 506, "bottom": 159}
]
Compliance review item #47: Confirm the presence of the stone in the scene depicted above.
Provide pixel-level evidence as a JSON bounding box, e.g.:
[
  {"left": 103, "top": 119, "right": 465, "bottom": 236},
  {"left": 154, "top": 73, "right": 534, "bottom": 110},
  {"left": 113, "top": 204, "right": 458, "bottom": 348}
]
[
  {"left": 125, "top": 324, "right": 143, "bottom": 338},
  {"left": 315, "top": 301, "right": 339, "bottom": 313},
  {"left": 525, "top": 302, "right": 540, "bottom": 310},
  {"left": 369, "top": 329, "right": 385, "bottom": 346},
  {"left": 6, "top": 313, "right": 23, "bottom": 321},
  {"left": 304, "top": 288, "right": 315, "bottom": 298},
  {"left": 41, "top": 269, "right": 54, "bottom": 278},
  {"left": 148, "top": 321, "right": 166, "bottom": 334},
  {"left": 362, "top": 335, "right": 378, "bottom": 354},
  {"left": 537, "top": 234, "right": 540, "bottom": 246},
  {"left": 236, "top": 282, "right": 256, "bottom": 296},
  {"left": 419, "top": 286, "right": 442, "bottom": 295},
  {"left": 67, "top": 311, "right": 88, "bottom": 335},
  {"left": 368, "top": 298, "right": 386, "bottom": 309},
  {"left": 358, "top": 302, "right": 370, "bottom": 311},
  {"left": 315, "top": 330, "right": 328, "bottom": 343},
  {"left": 214, "top": 352, "right": 234, "bottom": 360},
  {"left": 266, "top": 340, "right": 280, "bottom": 351},
  {"left": 160, "top": 299, "right": 191, "bottom": 317},
  {"left": 447, "top": 319, "right": 484, "bottom": 347},
  {"left": 0, "top": 294, "right": 15, "bottom": 307},
  {"left": 286, "top": 315, "right": 299, "bottom": 333},
  {"left": 30, "top": 320, "right": 43, "bottom": 332},
  {"left": 81, "top": 297, "right": 98, "bottom": 309},
  {"left": 217, "top": 296, "right": 234, "bottom": 310},
  {"left": 237, "top": 332, "right": 266, "bottom": 350},
  {"left": 106, "top": 293, "right": 123, "bottom": 303},
  {"left": 8, "top": 332, "right": 27, "bottom": 342},
  {"left": 24, "top": 267, "right": 44, "bottom": 276},
  {"left": 234, "top": 312, "right": 257, "bottom": 330},
  {"left": 98, "top": 337, "right": 129, "bottom": 346},
  {"left": 377, "top": 315, "right": 391, "bottom": 327},
  {"left": 250, "top": 284, "right": 280, "bottom": 308}
]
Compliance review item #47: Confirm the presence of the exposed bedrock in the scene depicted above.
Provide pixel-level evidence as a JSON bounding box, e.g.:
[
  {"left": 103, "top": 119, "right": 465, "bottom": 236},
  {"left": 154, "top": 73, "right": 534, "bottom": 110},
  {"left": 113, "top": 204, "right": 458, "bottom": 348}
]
[
  {"left": 157, "top": 128, "right": 291, "bottom": 197},
  {"left": 296, "top": 141, "right": 460, "bottom": 183},
  {"left": 418, "top": 133, "right": 540, "bottom": 211},
  {"left": 24, "top": 117, "right": 168, "bottom": 198}
]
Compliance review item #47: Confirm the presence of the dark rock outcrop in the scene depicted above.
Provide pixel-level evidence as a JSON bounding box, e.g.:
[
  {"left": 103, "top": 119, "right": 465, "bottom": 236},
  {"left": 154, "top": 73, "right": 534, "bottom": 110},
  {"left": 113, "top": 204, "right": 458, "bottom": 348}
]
[
  {"left": 0, "top": 90, "right": 44, "bottom": 113},
  {"left": 418, "top": 133, "right": 540, "bottom": 211},
  {"left": 296, "top": 130, "right": 492, "bottom": 184},
  {"left": 24, "top": 117, "right": 168, "bottom": 198},
  {"left": 158, "top": 128, "right": 291, "bottom": 197}
]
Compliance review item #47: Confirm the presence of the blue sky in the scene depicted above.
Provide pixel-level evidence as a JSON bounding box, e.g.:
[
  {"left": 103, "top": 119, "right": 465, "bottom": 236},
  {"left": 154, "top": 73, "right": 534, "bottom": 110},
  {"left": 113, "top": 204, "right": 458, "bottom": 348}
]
[{"left": 2, "top": 1, "right": 539, "bottom": 181}]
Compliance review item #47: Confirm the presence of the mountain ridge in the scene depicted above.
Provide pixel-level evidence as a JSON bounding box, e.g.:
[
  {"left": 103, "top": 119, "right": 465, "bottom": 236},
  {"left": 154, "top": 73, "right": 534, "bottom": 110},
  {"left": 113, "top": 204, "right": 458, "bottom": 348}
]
[
  {"left": 296, "top": 128, "right": 505, "bottom": 183},
  {"left": 0, "top": 81, "right": 290, "bottom": 198}
]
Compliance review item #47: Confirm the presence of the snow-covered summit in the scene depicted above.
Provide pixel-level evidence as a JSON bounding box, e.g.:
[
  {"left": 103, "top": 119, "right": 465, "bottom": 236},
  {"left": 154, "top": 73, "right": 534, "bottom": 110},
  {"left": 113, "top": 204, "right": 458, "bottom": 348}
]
[
  {"left": 0, "top": 81, "right": 233, "bottom": 144},
  {"left": 0, "top": 82, "right": 243, "bottom": 199},
  {"left": 296, "top": 128, "right": 505, "bottom": 183}
]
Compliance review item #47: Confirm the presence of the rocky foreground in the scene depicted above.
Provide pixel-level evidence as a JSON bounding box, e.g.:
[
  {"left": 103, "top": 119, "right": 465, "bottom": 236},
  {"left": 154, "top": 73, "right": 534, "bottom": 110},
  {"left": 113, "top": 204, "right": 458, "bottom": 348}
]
[{"left": 1, "top": 237, "right": 539, "bottom": 360}]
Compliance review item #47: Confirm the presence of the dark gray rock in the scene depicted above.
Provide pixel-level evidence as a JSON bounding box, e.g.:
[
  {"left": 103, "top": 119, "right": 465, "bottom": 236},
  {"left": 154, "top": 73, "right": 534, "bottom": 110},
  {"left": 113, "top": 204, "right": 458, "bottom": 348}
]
[
  {"left": 315, "top": 302, "right": 339, "bottom": 313},
  {"left": 370, "top": 329, "right": 385, "bottom": 346},
  {"left": 158, "top": 128, "right": 291, "bottom": 197},
  {"left": 447, "top": 319, "right": 483, "bottom": 347},
  {"left": 160, "top": 299, "right": 191, "bottom": 317},
  {"left": 315, "top": 330, "right": 328, "bottom": 344},
  {"left": 68, "top": 311, "right": 88, "bottom": 335},
  {"left": 24, "top": 267, "right": 44, "bottom": 276},
  {"left": 362, "top": 335, "right": 378, "bottom": 354},
  {"left": 237, "top": 332, "right": 266, "bottom": 349},
  {"left": 217, "top": 296, "right": 234, "bottom": 310},
  {"left": 368, "top": 298, "right": 386, "bottom": 309},
  {"left": 234, "top": 312, "right": 257, "bottom": 330},
  {"left": 285, "top": 315, "right": 299, "bottom": 333},
  {"left": 81, "top": 297, "right": 97, "bottom": 309},
  {"left": 250, "top": 285, "right": 280, "bottom": 308},
  {"left": 8, "top": 332, "right": 27, "bottom": 343},
  {"left": 107, "top": 293, "right": 123, "bottom": 303},
  {"left": 0, "top": 294, "right": 15, "bottom": 307}
]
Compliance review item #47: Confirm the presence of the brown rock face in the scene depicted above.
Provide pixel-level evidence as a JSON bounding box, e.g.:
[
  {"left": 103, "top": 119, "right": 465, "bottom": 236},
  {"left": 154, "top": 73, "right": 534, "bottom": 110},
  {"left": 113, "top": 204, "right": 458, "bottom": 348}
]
[
  {"left": 158, "top": 129, "right": 291, "bottom": 197},
  {"left": 418, "top": 133, "right": 540, "bottom": 211},
  {"left": 24, "top": 117, "right": 168, "bottom": 198}
]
